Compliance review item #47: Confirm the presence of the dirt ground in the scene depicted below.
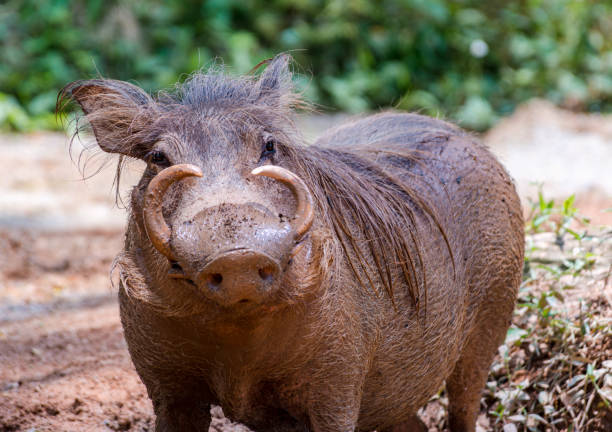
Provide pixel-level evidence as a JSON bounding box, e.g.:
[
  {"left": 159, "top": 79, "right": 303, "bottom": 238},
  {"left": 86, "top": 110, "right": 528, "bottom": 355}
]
[{"left": 1, "top": 102, "right": 611, "bottom": 431}]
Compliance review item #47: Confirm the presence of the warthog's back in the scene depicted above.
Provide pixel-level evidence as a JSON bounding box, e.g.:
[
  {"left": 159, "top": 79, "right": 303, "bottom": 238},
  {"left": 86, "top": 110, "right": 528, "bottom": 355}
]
[{"left": 314, "top": 113, "right": 524, "bottom": 293}]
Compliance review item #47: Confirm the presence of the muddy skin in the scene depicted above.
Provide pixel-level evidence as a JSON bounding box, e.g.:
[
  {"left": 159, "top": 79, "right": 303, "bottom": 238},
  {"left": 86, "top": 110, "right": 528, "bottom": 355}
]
[{"left": 59, "top": 54, "right": 524, "bottom": 432}]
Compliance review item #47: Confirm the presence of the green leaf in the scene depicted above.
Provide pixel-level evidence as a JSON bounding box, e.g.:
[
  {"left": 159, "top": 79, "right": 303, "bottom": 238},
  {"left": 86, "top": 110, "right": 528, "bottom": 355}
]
[{"left": 506, "top": 326, "right": 528, "bottom": 345}]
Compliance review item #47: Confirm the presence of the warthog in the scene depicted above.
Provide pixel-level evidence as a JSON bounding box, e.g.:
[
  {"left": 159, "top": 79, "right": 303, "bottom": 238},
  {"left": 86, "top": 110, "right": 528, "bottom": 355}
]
[{"left": 60, "top": 55, "right": 524, "bottom": 432}]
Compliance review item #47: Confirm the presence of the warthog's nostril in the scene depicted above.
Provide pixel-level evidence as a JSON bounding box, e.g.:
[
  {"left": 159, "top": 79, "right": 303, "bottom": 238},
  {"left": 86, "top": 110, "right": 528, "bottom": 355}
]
[
  {"left": 196, "top": 250, "right": 282, "bottom": 305},
  {"left": 258, "top": 267, "right": 275, "bottom": 282},
  {"left": 207, "top": 273, "right": 223, "bottom": 290}
]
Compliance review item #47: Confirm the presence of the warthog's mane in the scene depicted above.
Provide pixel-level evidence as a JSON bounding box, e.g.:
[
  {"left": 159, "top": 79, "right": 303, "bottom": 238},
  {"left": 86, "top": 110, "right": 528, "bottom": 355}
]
[
  {"left": 291, "top": 144, "right": 454, "bottom": 312},
  {"left": 58, "top": 55, "right": 453, "bottom": 312}
]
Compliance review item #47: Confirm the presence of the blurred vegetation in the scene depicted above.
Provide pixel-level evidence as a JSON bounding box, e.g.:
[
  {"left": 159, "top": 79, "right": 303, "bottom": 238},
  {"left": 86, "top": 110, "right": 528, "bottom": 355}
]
[{"left": 0, "top": 0, "right": 610, "bottom": 131}]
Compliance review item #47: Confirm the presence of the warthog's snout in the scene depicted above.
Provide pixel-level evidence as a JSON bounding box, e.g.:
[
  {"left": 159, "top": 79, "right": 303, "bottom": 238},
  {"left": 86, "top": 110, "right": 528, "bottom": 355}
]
[
  {"left": 172, "top": 201, "right": 293, "bottom": 305},
  {"left": 141, "top": 164, "right": 314, "bottom": 306},
  {"left": 197, "top": 249, "right": 281, "bottom": 305}
]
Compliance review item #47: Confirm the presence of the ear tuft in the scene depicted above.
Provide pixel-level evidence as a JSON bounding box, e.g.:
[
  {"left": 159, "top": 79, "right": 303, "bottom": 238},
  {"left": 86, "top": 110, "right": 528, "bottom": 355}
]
[
  {"left": 58, "top": 80, "right": 155, "bottom": 157},
  {"left": 258, "top": 54, "right": 292, "bottom": 94}
]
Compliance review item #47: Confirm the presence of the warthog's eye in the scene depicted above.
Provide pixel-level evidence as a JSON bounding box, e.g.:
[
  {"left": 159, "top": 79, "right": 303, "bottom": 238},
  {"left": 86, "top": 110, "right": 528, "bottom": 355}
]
[
  {"left": 261, "top": 136, "right": 276, "bottom": 160},
  {"left": 147, "top": 151, "right": 171, "bottom": 168},
  {"left": 265, "top": 139, "right": 275, "bottom": 153}
]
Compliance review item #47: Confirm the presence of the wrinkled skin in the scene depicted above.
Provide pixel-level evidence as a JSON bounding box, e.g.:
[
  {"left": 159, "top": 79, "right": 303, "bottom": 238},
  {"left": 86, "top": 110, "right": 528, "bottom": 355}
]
[{"left": 60, "top": 55, "right": 524, "bottom": 432}]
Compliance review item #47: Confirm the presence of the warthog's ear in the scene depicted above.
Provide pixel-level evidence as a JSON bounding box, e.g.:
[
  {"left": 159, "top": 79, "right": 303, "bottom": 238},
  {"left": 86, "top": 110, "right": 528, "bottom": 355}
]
[
  {"left": 59, "top": 79, "right": 155, "bottom": 158},
  {"left": 257, "top": 54, "right": 292, "bottom": 100}
]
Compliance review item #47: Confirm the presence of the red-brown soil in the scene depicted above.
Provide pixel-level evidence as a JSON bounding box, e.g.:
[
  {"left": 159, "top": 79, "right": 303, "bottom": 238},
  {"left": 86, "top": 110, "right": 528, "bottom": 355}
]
[{"left": 0, "top": 230, "right": 253, "bottom": 432}]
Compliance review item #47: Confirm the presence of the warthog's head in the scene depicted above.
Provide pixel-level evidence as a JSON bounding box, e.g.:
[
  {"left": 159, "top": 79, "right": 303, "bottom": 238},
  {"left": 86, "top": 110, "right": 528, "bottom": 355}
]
[{"left": 60, "top": 56, "right": 325, "bottom": 311}]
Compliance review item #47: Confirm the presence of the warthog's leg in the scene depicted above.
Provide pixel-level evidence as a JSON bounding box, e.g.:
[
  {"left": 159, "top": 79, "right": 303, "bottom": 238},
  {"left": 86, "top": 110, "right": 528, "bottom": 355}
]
[
  {"left": 379, "top": 414, "right": 427, "bottom": 432},
  {"left": 153, "top": 392, "right": 212, "bottom": 432},
  {"left": 306, "top": 386, "right": 363, "bottom": 432},
  {"left": 308, "top": 406, "right": 360, "bottom": 432},
  {"left": 446, "top": 283, "right": 516, "bottom": 432}
]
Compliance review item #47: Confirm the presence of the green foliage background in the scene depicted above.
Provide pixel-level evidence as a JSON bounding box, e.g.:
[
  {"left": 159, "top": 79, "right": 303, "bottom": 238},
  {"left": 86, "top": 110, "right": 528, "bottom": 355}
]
[{"left": 1, "top": 0, "right": 610, "bottom": 131}]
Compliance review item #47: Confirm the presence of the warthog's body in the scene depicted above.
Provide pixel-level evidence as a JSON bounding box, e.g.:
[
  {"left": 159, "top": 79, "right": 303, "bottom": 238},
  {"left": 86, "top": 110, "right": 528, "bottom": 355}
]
[{"left": 61, "top": 55, "right": 523, "bottom": 432}]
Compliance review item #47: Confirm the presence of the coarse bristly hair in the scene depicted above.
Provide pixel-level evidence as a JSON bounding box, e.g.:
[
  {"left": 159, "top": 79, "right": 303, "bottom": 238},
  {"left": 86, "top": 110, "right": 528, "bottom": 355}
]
[{"left": 57, "top": 54, "right": 453, "bottom": 313}]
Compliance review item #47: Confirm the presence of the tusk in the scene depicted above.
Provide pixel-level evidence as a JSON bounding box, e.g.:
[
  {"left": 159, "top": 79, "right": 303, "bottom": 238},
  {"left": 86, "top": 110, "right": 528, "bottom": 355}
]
[
  {"left": 143, "top": 164, "right": 203, "bottom": 261},
  {"left": 251, "top": 165, "right": 314, "bottom": 241}
]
